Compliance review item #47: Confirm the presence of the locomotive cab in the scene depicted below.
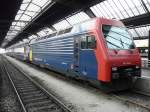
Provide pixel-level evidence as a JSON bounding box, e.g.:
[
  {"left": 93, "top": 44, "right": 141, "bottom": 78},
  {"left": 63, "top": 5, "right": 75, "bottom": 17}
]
[{"left": 96, "top": 18, "right": 141, "bottom": 84}]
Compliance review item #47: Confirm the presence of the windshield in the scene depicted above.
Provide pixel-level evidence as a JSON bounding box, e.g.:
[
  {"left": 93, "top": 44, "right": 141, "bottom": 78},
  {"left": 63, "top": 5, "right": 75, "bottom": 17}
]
[{"left": 102, "top": 25, "right": 135, "bottom": 50}]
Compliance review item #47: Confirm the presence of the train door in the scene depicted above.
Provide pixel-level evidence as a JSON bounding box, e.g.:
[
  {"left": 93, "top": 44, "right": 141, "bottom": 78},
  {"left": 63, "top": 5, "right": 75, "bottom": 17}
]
[
  {"left": 74, "top": 37, "right": 80, "bottom": 73},
  {"left": 27, "top": 46, "right": 30, "bottom": 61},
  {"left": 29, "top": 47, "right": 32, "bottom": 62},
  {"left": 79, "top": 34, "right": 97, "bottom": 79},
  {"left": 24, "top": 47, "right": 26, "bottom": 61}
]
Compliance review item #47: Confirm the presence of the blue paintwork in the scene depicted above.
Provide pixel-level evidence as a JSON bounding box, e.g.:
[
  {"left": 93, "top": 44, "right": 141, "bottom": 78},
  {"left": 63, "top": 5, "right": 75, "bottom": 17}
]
[
  {"left": 30, "top": 34, "right": 98, "bottom": 80},
  {"left": 7, "top": 19, "right": 97, "bottom": 79},
  {"left": 11, "top": 19, "right": 99, "bottom": 80},
  {"left": 79, "top": 50, "right": 97, "bottom": 79},
  {"left": 14, "top": 53, "right": 24, "bottom": 61},
  {"left": 29, "top": 19, "right": 99, "bottom": 80},
  {"left": 31, "top": 35, "right": 74, "bottom": 72}
]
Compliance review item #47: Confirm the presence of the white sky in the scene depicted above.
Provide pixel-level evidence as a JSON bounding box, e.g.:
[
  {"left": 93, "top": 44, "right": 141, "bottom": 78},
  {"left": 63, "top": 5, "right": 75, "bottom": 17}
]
[
  {"left": 0, "top": 48, "right": 6, "bottom": 54},
  {"left": 134, "top": 39, "right": 148, "bottom": 47}
]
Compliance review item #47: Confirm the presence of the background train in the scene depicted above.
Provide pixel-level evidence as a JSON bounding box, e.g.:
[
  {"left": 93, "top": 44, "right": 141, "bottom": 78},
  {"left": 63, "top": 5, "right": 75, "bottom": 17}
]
[
  {"left": 137, "top": 47, "right": 148, "bottom": 58},
  {"left": 6, "top": 18, "right": 141, "bottom": 91}
]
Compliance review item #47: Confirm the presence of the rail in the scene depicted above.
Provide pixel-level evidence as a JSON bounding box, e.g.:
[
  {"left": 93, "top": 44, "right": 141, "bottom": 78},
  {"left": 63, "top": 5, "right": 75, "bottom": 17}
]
[
  {"left": 112, "top": 91, "right": 150, "bottom": 111},
  {"left": 2, "top": 56, "right": 73, "bottom": 112},
  {"left": 0, "top": 63, "right": 27, "bottom": 112},
  {"left": 2, "top": 55, "right": 150, "bottom": 111}
]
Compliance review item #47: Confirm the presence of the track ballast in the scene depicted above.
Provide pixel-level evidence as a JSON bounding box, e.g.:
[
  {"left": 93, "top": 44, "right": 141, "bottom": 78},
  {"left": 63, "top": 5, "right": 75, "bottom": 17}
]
[{"left": 1, "top": 56, "right": 73, "bottom": 112}]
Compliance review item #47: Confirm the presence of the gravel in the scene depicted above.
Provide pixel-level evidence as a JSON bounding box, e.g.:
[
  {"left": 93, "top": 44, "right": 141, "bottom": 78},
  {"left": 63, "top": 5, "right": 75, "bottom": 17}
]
[{"left": 0, "top": 60, "right": 21, "bottom": 112}]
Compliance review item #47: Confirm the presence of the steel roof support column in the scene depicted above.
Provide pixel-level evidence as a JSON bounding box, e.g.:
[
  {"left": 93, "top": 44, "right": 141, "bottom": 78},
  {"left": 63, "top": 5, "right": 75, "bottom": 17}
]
[
  {"left": 48, "top": 26, "right": 56, "bottom": 31},
  {"left": 148, "top": 30, "right": 150, "bottom": 67},
  {"left": 84, "top": 8, "right": 96, "bottom": 18}
]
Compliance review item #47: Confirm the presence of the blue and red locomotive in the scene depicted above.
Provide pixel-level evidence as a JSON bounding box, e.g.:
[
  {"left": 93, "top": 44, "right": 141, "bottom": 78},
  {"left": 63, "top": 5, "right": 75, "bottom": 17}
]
[{"left": 6, "top": 18, "right": 141, "bottom": 91}]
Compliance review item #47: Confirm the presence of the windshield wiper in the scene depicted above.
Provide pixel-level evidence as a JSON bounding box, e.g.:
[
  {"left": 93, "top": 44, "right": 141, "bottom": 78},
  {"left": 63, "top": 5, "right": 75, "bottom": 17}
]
[
  {"left": 104, "top": 34, "right": 130, "bottom": 46},
  {"left": 106, "top": 40, "right": 122, "bottom": 49},
  {"left": 120, "top": 38, "right": 124, "bottom": 48},
  {"left": 103, "top": 29, "right": 131, "bottom": 40}
]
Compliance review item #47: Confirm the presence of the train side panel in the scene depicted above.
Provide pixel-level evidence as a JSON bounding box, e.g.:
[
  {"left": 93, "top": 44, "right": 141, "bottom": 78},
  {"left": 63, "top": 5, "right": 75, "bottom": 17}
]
[
  {"left": 73, "top": 34, "right": 98, "bottom": 79},
  {"left": 30, "top": 33, "right": 98, "bottom": 80},
  {"left": 79, "top": 50, "right": 97, "bottom": 79},
  {"left": 13, "top": 47, "right": 25, "bottom": 61},
  {"left": 31, "top": 35, "right": 74, "bottom": 72}
]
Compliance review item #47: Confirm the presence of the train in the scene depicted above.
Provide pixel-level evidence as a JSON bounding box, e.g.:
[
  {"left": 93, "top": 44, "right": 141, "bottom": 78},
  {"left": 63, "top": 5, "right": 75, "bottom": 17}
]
[
  {"left": 6, "top": 18, "right": 141, "bottom": 91},
  {"left": 137, "top": 47, "right": 148, "bottom": 58}
]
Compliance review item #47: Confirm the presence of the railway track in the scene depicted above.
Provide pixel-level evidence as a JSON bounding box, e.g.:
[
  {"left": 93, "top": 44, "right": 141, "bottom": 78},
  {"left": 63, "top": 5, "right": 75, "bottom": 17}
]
[
  {"left": 1, "top": 57, "right": 73, "bottom": 112},
  {"left": 3, "top": 55, "right": 150, "bottom": 112},
  {"left": 21, "top": 58, "right": 150, "bottom": 111},
  {"left": 111, "top": 90, "right": 150, "bottom": 111}
]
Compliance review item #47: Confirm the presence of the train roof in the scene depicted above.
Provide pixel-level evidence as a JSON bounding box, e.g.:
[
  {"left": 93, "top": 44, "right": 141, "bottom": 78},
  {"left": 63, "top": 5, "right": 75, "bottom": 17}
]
[
  {"left": 30, "top": 18, "right": 99, "bottom": 44},
  {"left": 7, "top": 41, "right": 29, "bottom": 49},
  {"left": 30, "top": 17, "right": 125, "bottom": 44},
  {"left": 8, "top": 17, "right": 124, "bottom": 48}
]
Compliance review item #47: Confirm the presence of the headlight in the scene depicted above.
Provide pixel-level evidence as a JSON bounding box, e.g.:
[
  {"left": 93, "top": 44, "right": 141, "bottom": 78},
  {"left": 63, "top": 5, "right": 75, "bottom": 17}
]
[
  {"left": 112, "top": 67, "right": 117, "bottom": 71},
  {"left": 135, "top": 66, "right": 140, "bottom": 69}
]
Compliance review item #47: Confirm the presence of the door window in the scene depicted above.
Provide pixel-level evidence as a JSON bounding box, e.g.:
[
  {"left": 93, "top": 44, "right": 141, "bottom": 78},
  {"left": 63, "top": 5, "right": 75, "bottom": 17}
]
[
  {"left": 81, "top": 36, "right": 87, "bottom": 49},
  {"left": 81, "top": 35, "right": 96, "bottom": 49}
]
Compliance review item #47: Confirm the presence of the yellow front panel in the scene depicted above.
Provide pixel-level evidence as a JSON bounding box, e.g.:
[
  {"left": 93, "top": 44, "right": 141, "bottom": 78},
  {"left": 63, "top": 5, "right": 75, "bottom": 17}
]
[{"left": 29, "top": 48, "right": 32, "bottom": 62}]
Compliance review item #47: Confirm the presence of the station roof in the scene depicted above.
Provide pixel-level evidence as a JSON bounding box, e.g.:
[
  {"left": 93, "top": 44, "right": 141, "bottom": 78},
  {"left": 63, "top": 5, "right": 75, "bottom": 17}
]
[
  {"left": 0, "top": 0, "right": 23, "bottom": 46},
  {"left": 1, "top": 0, "right": 150, "bottom": 48}
]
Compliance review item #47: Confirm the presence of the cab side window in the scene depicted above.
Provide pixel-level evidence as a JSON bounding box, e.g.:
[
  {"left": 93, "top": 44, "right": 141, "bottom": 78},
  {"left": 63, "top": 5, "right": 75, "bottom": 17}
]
[
  {"left": 81, "top": 36, "right": 87, "bottom": 49},
  {"left": 87, "top": 36, "right": 96, "bottom": 49},
  {"left": 81, "top": 35, "right": 96, "bottom": 49}
]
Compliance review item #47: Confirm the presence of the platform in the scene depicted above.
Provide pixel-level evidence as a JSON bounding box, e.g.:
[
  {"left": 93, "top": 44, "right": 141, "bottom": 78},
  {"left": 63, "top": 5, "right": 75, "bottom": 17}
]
[
  {"left": 133, "top": 69, "right": 150, "bottom": 96},
  {"left": 142, "top": 69, "right": 150, "bottom": 77}
]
